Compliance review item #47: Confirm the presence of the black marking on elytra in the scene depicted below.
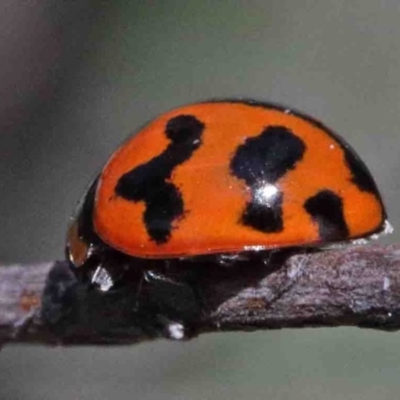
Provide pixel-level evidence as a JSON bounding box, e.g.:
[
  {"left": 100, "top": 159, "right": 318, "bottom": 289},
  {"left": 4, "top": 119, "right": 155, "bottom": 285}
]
[
  {"left": 66, "top": 176, "right": 106, "bottom": 270},
  {"left": 209, "top": 99, "right": 384, "bottom": 197},
  {"left": 230, "top": 126, "right": 306, "bottom": 232},
  {"left": 304, "top": 190, "right": 349, "bottom": 241},
  {"left": 115, "top": 115, "right": 204, "bottom": 244},
  {"left": 241, "top": 191, "right": 284, "bottom": 232},
  {"left": 77, "top": 177, "right": 102, "bottom": 246},
  {"left": 341, "top": 145, "right": 379, "bottom": 193}
]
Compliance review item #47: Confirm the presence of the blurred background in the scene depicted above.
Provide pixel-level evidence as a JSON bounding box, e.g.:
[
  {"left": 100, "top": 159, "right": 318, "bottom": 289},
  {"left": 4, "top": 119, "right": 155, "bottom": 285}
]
[{"left": 0, "top": 1, "right": 399, "bottom": 399}]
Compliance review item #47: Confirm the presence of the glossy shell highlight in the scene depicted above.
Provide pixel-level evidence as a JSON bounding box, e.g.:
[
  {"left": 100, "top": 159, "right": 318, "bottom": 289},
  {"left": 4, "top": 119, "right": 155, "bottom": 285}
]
[{"left": 68, "top": 100, "right": 388, "bottom": 260}]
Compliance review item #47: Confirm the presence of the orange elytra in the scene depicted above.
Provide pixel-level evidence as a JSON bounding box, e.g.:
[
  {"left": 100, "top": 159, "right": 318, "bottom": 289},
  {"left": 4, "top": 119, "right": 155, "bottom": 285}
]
[{"left": 66, "top": 99, "right": 389, "bottom": 271}]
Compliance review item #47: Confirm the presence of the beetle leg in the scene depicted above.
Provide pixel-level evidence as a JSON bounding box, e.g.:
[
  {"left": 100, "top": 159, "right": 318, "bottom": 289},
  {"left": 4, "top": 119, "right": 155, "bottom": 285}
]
[
  {"left": 91, "top": 265, "right": 114, "bottom": 292},
  {"left": 142, "top": 268, "right": 202, "bottom": 339}
]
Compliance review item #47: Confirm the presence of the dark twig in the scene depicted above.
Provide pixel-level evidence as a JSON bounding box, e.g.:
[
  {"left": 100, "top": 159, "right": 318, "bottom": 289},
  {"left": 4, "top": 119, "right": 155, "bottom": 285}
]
[{"left": 1, "top": 244, "right": 400, "bottom": 347}]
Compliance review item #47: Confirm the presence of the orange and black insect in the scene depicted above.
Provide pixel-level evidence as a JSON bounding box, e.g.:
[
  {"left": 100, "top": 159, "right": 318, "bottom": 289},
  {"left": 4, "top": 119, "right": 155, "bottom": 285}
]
[{"left": 66, "top": 99, "right": 389, "bottom": 277}]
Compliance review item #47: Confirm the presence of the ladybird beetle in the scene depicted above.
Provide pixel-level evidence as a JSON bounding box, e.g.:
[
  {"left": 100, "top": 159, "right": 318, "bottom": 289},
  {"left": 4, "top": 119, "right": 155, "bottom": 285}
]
[{"left": 66, "top": 99, "right": 390, "bottom": 288}]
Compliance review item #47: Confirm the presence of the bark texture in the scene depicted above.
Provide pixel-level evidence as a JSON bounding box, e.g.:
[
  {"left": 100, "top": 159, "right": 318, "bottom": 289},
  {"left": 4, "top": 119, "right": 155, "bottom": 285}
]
[{"left": 1, "top": 244, "right": 400, "bottom": 346}]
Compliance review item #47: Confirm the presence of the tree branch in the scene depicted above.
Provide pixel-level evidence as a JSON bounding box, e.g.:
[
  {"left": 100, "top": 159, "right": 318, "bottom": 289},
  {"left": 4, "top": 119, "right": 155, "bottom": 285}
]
[{"left": 1, "top": 244, "right": 400, "bottom": 347}]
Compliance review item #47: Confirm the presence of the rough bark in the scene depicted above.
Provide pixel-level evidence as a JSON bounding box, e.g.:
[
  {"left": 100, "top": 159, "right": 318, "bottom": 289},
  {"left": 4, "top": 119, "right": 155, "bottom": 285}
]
[{"left": 1, "top": 244, "right": 400, "bottom": 346}]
